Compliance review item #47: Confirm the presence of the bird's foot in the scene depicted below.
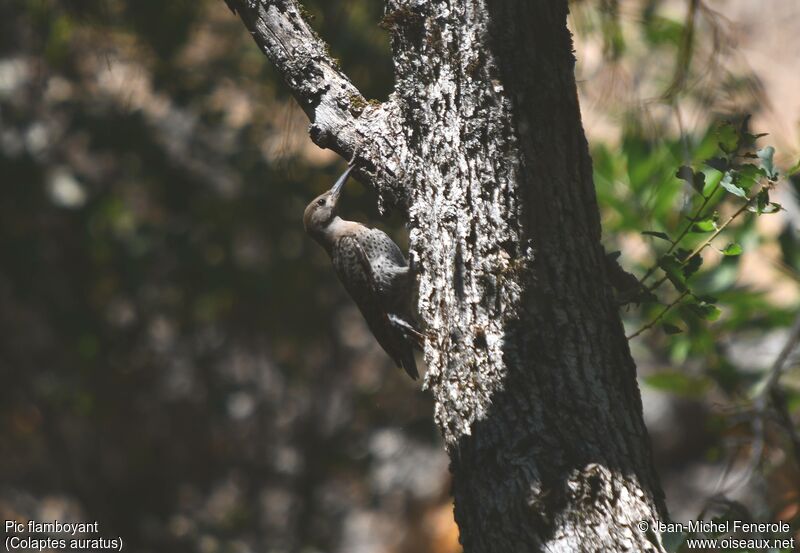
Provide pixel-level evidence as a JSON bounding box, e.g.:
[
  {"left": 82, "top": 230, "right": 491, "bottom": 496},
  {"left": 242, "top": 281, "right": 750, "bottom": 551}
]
[{"left": 408, "top": 252, "right": 419, "bottom": 276}]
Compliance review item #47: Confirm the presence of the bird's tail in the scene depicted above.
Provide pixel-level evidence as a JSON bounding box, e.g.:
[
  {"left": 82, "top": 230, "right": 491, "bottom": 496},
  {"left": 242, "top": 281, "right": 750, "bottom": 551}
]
[
  {"left": 399, "top": 346, "right": 419, "bottom": 380},
  {"left": 386, "top": 314, "right": 424, "bottom": 379}
]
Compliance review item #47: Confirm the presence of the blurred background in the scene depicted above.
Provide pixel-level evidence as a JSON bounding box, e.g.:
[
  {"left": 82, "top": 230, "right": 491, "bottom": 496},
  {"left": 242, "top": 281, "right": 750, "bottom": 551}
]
[{"left": 0, "top": 1, "right": 798, "bottom": 552}]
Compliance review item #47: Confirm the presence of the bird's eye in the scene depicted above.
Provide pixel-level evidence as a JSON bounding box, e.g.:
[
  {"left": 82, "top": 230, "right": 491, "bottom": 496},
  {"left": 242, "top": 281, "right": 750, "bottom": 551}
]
[{"left": 317, "top": 198, "right": 326, "bottom": 207}]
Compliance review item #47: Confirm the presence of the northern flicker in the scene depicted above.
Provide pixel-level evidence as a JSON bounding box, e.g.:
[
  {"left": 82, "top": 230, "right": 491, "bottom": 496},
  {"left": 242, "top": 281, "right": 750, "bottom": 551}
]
[{"left": 303, "top": 166, "right": 422, "bottom": 379}]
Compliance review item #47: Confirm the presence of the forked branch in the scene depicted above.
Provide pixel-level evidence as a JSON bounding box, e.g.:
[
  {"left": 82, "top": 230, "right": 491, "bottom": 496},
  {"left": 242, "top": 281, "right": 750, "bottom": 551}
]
[{"left": 223, "top": 0, "right": 410, "bottom": 206}]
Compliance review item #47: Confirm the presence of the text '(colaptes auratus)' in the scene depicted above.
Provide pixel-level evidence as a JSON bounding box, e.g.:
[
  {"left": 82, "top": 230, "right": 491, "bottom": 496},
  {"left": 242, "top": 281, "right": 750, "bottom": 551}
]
[{"left": 303, "top": 166, "right": 423, "bottom": 379}]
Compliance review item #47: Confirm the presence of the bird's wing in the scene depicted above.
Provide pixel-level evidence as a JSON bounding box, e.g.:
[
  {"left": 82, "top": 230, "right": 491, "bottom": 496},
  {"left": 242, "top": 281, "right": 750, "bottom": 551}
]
[
  {"left": 340, "top": 236, "right": 382, "bottom": 302},
  {"left": 365, "top": 228, "right": 412, "bottom": 303},
  {"left": 333, "top": 235, "right": 394, "bottom": 339},
  {"left": 368, "top": 228, "right": 407, "bottom": 267},
  {"left": 333, "top": 236, "right": 418, "bottom": 379}
]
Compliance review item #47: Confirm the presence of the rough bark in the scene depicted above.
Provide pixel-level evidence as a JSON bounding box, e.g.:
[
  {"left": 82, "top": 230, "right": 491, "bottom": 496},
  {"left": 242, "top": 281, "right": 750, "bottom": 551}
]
[{"left": 225, "top": 0, "right": 668, "bottom": 551}]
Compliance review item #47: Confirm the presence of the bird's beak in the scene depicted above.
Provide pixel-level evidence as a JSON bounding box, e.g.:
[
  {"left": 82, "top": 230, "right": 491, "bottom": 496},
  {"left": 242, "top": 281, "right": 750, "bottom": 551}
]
[{"left": 330, "top": 165, "right": 353, "bottom": 205}]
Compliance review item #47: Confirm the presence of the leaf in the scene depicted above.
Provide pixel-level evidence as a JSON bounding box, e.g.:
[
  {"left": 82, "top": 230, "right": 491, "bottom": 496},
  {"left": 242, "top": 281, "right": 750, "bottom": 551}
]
[
  {"left": 700, "top": 167, "right": 724, "bottom": 197},
  {"left": 675, "top": 165, "right": 693, "bottom": 181},
  {"left": 788, "top": 158, "right": 800, "bottom": 176},
  {"left": 737, "top": 163, "right": 766, "bottom": 189},
  {"left": 642, "top": 230, "right": 670, "bottom": 241},
  {"left": 744, "top": 131, "right": 768, "bottom": 143},
  {"left": 691, "top": 172, "right": 706, "bottom": 194},
  {"left": 695, "top": 295, "right": 717, "bottom": 304},
  {"left": 748, "top": 189, "right": 781, "bottom": 215},
  {"left": 721, "top": 242, "right": 743, "bottom": 256},
  {"left": 682, "top": 255, "right": 703, "bottom": 279},
  {"left": 704, "top": 157, "right": 728, "bottom": 172},
  {"left": 697, "top": 305, "right": 721, "bottom": 321},
  {"left": 716, "top": 122, "right": 739, "bottom": 154},
  {"left": 757, "top": 145, "right": 778, "bottom": 180},
  {"left": 686, "top": 302, "right": 722, "bottom": 321},
  {"left": 756, "top": 189, "right": 770, "bottom": 213},
  {"left": 644, "top": 371, "right": 710, "bottom": 396},
  {"left": 690, "top": 219, "right": 715, "bottom": 232},
  {"left": 644, "top": 16, "right": 684, "bottom": 46},
  {"left": 658, "top": 255, "right": 687, "bottom": 292},
  {"left": 720, "top": 171, "right": 747, "bottom": 198},
  {"left": 662, "top": 323, "right": 683, "bottom": 335},
  {"left": 675, "top": 166, "right": 705, "bottom": 194}
]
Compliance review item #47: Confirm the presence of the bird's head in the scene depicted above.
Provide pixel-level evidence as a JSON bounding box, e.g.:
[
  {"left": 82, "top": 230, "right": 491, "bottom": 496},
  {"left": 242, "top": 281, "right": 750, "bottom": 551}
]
[{"left": 303, "top": 166, "right": 352, "bottom": 241}]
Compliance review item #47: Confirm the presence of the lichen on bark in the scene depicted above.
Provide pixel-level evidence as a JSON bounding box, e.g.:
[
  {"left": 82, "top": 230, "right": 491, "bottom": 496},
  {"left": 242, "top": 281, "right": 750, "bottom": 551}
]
[{"left": 386, "top": 0, "right": 528, "bottom": 448}]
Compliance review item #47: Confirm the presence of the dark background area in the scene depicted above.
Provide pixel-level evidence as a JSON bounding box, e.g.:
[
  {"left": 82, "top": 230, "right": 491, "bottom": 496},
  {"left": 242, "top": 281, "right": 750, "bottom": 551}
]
[{"left": 1, "top": 2, "right": 452, "bottom": 551}]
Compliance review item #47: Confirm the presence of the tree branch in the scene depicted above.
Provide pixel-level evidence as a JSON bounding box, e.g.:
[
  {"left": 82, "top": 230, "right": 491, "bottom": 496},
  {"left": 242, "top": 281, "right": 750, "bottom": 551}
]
[{"left": 223, "top": 0, "right": 410, "bottom": 209}]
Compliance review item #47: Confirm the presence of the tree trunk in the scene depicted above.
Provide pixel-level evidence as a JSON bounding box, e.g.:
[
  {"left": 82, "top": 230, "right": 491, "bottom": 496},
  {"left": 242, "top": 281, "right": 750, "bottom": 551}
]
[{"left": 225, "top": 0, "right": 668, "bottom": 551}]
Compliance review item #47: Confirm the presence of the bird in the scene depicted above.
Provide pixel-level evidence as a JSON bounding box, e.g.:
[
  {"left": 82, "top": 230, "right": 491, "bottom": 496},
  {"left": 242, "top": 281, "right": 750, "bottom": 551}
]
[{"left": 303, "top": 165, "right": 423, "bottom": 379}]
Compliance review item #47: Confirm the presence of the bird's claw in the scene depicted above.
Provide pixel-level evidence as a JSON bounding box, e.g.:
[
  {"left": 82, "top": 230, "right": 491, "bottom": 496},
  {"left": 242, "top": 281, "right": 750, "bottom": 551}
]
[{"left": 388, "top": 314, "right": 425, "bottom": 347}]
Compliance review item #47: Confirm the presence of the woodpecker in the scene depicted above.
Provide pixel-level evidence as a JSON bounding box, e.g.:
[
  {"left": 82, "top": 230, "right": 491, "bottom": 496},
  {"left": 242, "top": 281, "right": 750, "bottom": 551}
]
[{"left": 303, "top": 166, "right": 422, "bottom": 379}]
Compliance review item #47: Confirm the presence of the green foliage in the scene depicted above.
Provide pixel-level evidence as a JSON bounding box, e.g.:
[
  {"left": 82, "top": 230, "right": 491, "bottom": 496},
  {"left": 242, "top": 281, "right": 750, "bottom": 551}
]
[
  {"left": 643, "top": 371, "right": 711, "bottom": 397},
  {"left": 643, "top": 230, "right": 671, "bottom": 241},
  {"left": 617, "top": 120, "right": 787, "bottom": 340},
  {"left": 676, "top": 165, "right": 705, "bottom": 194},
  {"left": 561, "top": 0, "right": 798, "bottom": 537},
  {"left": 720, "top": 242, "right": 742, "bottom": 256},
  {"left": 595, "top": 115, "right": 799, "bottom": 540}
]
